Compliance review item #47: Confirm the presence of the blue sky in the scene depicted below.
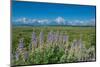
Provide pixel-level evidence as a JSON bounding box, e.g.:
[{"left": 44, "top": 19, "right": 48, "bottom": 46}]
[{"left": 12, "top": 1, "right": 96, "bottom": 26}]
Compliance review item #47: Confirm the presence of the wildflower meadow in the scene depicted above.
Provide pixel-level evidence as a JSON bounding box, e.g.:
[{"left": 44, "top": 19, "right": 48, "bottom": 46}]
[{"left": 11, "top": 26, "right": 96, "bottom": 66}]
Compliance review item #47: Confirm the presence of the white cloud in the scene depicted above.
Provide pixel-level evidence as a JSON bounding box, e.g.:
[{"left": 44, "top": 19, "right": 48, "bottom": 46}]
[
  {"left": 15, "top": 18, "right": 22, "bottom": 22},
  {"left": 15, "top": 17, "right": 30, "bottom": 23},
  {"left": 15, "top": 17, "right": 49, "bottom": 24},
  {"left": 55, "top": 16, "right": 65, "bottom": 24},
  {"left": 22, "top": 17, "right": 27, "bottom": 23},
  {"left": 86, "top": 18, "right": 95, "bottom": 26},
  {"left": 68, "top": 18, "right": 95, "bottom": 26},
  {"left": 74, "top": 20, "right": 84, "bottom": 23},
  {"left": 37, "top": 19, "right": 49, "bottom": 24},
  {"left": 67, "top": 20, "right": 83, "bottom": 25},
  {"left": 31, "top": 19, "right": 37, "bottom": 23}
]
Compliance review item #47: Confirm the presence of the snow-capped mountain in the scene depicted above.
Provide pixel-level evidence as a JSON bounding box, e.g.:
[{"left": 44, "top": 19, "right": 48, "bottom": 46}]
[{"left": 12, "top": 17, "right": 95, "bottom": 26}]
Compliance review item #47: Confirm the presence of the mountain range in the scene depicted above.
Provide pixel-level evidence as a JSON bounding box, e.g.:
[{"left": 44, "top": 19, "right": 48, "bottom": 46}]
[{"left": 12, "top": 17, "right": 95, "bottom": 26}]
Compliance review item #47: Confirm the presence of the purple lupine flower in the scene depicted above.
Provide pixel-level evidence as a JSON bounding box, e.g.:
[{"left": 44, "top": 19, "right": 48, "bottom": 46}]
[
  {"left": 71, "top": 39, "right": 77, "bottom": 49},
  {"left": 15, "top": 51, "right": 19, "bottom": 61},
  {"left": 53, "top": 32, "right": 56, "bottom": 43},
  {"left": 63, "top": 35, "right": 68, "bottom": 44},
  {"left": 74, "top": 39, "right": 83, "bottom": 49},
  {"left": 55, "top": 31, "right": 59, "bottom": 43},
  {"left": 18, "top": 38, "right": 24, "bottom": 50},
  {"left": 79, "top": 35, "right": 83, "bottom": 49},
  {"left": 78, "top": 38, "right": 83, "bottom": 49},
  {"left": 58, "top": 33, "right": 63, "bottom": 44},
  {"left": 71, "top": 38, "right": 83, "bottom": 49},
  {"left": 31, "top": 32, "right": 37, "bottom": 48},
  {"left": 23, "top": 51, "right": 28, "bottom": 61},
  {"left": 51, "top": 32, "right": 55, "bottom": 43},
  {"left": 52, "top": 32, "right": 59, "bottom": 44},
  {"left": 39, "top": 31, "right": 44, "bottom": 45},
  {"left": 47, "top": 31, "right": 53, "bottom": 44}
]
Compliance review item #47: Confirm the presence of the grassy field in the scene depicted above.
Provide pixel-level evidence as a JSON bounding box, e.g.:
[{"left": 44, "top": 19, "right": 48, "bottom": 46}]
[{"left": 11, "top": 26, "right": 96, "bottom": 66}]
